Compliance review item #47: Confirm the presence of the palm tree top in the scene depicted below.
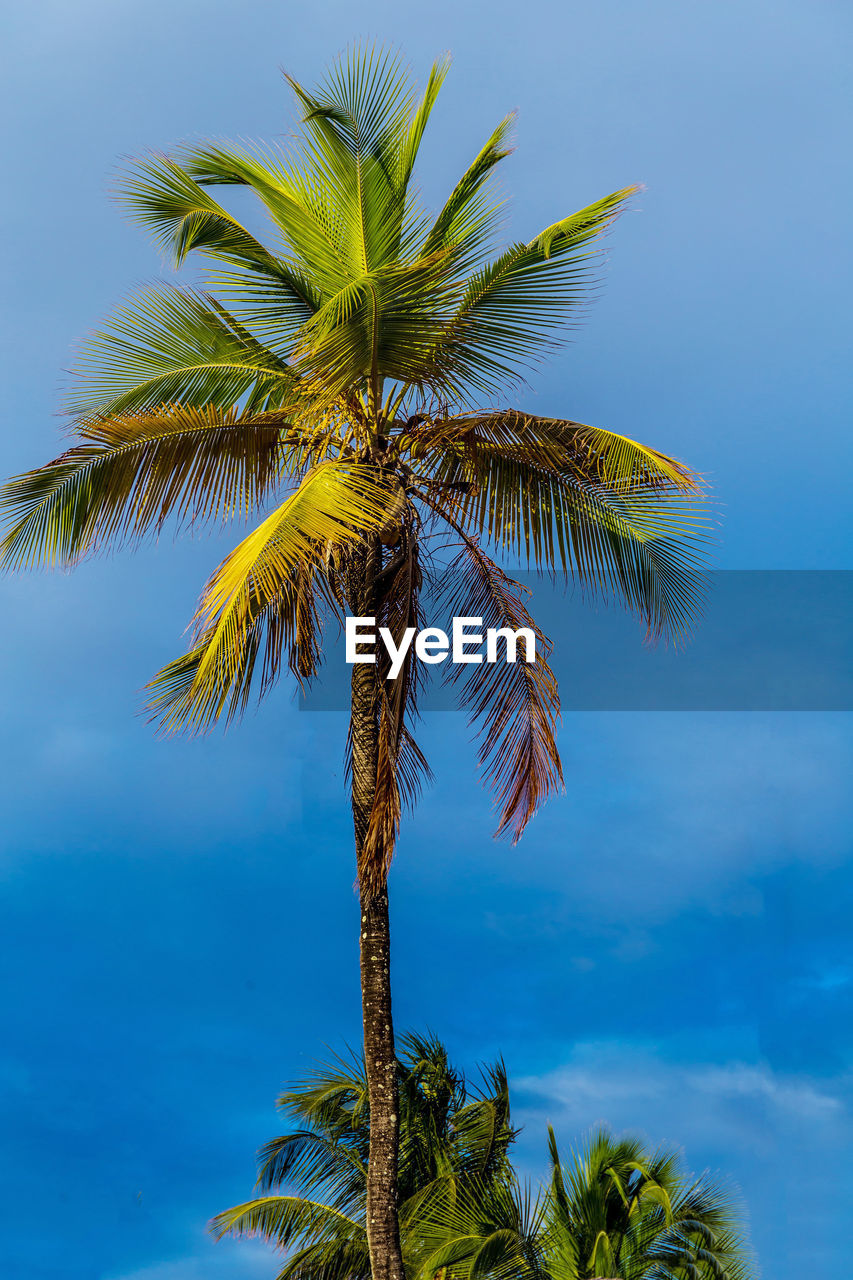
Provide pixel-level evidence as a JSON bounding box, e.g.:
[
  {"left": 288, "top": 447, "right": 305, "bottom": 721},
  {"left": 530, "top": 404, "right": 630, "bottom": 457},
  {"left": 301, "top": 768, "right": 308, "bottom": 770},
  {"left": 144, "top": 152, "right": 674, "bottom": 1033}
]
[
  {"left": 257, "top": 1032, "right": 516, "bottom": 1201},
  {"left": 111, "top": 43, "right": 637, "bottom": 410},
  {"left": 0, "top": 43, "right": 710, "bottom": 853},
  {"left": 211, "top": 1034, "right": 519, "bottom": 1279},
  {"left": 543, "top": 1125, "right": 755, "bottom": 1280}
]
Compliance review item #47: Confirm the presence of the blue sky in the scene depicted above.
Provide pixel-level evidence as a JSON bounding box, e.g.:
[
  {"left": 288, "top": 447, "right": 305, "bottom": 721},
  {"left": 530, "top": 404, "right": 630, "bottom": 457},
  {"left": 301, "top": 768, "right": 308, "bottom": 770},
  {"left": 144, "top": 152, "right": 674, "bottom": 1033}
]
[{"left": 1, "top": 2, "right": 852, "bottom": 1278}]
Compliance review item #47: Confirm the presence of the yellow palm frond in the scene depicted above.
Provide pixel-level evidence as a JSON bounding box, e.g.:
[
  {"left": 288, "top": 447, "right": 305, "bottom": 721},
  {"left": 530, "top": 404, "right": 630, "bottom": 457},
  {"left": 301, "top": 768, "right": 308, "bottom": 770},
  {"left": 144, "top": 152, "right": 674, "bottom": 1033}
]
[
  {"left": 147, "top": 559, "right": 326, "bottom": 734},
  {"left": 166, "top": 461, "right": 394, "bottom": 729}
]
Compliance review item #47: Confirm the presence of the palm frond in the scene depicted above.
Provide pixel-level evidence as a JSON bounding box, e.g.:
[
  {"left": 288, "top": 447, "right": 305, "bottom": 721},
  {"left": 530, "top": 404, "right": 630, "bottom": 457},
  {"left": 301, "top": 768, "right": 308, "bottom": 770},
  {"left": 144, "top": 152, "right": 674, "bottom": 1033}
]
[
  {"left": 398, "top": 54, "right": 452, "bottom": 186},
  {"left": 434, "top": 538, "right": 563, "bottom": 842},
  {"left": 275, "top": 1046, "right": 373, "bottom": 1145},
  {"left": 256, "top": 1129, "right": 367, "bottom": 1215},
  {"left": 180, "top": 140, "right": 358, "bottom": 296},
  {"left": 148, "top": 461, "right": 394, "bottom": 732},
  {"left": 413, "top": 1174, "right": 548, "bottom": 1280},
  {"left": 284, "top": 48, "right": 421, "bottom": 274},
  {"left": 146, "top": 557, "right": 326, "bottom": 732},
  {"left": 67, "top": 287, "right": 300, "bottom": 418},
  {"left": 118, "top": 153, "right": 290, "bottom": 272},
  {"left": 422, "top": 187, "right": 638, "bottom": 396},
  {"left": 452, "top": 1061, "right": 517, "bottom": 1182},
  {"left": 418, "top": 410, "right": 711, "bottom": 642},
  {"left": 271, "top": 1237, "right": 371, "bottom": 1280},
  {"left": 420, "top": 113, "right": 514, "bottom": 259},
  {"left": 0, "top": 403, "right": 288, "bottom": 569},
  {"left": 211, "top": 1194, "right": 364, "bottom": 1250},
  {"left": 193, "top": 460, "right": 390, "bottom": 637}
]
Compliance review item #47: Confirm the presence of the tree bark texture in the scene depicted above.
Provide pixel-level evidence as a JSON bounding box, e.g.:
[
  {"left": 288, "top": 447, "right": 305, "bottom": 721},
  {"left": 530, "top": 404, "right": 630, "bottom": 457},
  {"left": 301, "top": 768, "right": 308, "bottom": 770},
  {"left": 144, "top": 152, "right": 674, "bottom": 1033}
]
[{"left": 350, "top": 540, "right": 405, "bottom": 1280}]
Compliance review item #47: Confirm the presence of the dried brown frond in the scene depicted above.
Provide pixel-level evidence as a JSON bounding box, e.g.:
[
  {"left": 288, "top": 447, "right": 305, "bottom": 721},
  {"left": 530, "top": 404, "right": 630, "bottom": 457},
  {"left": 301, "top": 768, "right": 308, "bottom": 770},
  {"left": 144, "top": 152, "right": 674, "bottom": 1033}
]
[{"left": 437, "top": 536, "right": 564, "bottom": 843}]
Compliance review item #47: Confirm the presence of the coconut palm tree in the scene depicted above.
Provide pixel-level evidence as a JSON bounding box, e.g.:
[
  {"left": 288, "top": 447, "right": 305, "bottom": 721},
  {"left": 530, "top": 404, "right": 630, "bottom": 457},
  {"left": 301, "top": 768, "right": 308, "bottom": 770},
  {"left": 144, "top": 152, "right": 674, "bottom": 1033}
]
[
  {"left": 417, "top": 1125, "right": 753, "bottom": 1280},
  {"left": 542, "top": 1126, "right": 753, "bottom": 1280},
  {"left": 0, "top": 46, "right": 708, "bottom": 1280},
  {"left": 212, "top": 1032, "right": 517, "bottom": 1280}
]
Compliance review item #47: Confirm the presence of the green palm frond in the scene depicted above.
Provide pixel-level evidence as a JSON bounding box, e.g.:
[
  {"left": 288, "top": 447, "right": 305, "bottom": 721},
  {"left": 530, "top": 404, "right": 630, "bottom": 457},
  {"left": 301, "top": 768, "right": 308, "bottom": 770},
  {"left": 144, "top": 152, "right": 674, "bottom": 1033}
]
[
  {"left": 119, "top": 152, "right": 287, "bottom": 271},
  {"left": 452, "top": 1065, "right": 517, "bottom": 1183},
  {"left": 421, "top": 114, "right": 514, "bottom": 260},
  {"left": 398, "top": 53, "right": 452, "bottom": 186},
  {"left": 147, "top": 559, "right": 326, "bottom": 733},
  {"left": 211, "top": 1194, "right": 364, "bottom": 1251},
  {"left": 425, "top": 411, "right": 700, "bottom": 493},
  {"left": 68, "top": 287, "right": 301, "bottom": 417},
  {"left": 270, "top": 1237, "right": 371, "bottom": 1280},
  {"left": 179, "top": 140, "right": 357, "bottom": 295},
  {"left": 275, "top": 1046, "right": 372, "bottom": 1136},
  {"left": 283, "top": 56, "right": 424, "bottom": 273},
  {"left": 256, "top": 1129, "right": 367, "bottom": 1210},
  {"left": 422, "top": 187, "right": 638, "bottom": 395},
  {"left": 0, "top": 403, "right": 288, "bottom": 569},
  {"left": 415, "top": 410, "right": 710, "bottom": 641},
  {"left": 193, "top": 460, "right": 389, "bottom": 632},
  {"left": 292, "top": 255, "right": 461, "bottom": 396},
  {"left": 413, "top": 1173, "right": 548, "bottom": 1280}
]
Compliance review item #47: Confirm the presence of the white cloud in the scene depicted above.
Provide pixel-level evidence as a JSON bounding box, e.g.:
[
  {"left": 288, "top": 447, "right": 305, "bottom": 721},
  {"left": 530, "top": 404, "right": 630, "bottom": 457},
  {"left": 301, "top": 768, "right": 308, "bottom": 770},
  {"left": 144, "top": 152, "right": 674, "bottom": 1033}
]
[
  {"left": 514, "top": 1037, "right": 848, "bottom": 1162},
  {"left": 690, "top": 1063, "right": 842, "bottom": 1120}
]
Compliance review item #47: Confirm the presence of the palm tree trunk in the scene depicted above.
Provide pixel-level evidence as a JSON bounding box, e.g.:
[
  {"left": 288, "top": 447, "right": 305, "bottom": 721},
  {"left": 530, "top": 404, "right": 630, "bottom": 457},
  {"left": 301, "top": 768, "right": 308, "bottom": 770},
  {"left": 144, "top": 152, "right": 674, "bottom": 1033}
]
[
  {"left": 350, "top": 541, "right": 405, "bottom": 1280},
  {"left": 358, "top": 880, "right": 403, "bottom": 1280}
]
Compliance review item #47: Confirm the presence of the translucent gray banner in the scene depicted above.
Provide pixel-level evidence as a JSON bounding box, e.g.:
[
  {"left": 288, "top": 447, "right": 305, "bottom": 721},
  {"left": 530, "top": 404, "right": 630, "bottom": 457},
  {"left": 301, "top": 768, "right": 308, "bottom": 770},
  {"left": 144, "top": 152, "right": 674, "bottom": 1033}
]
[{"left": 299, "top": 571, "right": 853, "bottom": 712}]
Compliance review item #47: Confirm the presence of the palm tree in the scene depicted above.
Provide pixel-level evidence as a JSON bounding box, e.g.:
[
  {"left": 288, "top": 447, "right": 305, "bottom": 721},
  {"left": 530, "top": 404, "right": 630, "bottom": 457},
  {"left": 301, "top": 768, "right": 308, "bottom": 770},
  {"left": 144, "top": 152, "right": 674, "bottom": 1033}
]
[
  {"left": 541, "top": 1127, "right": 753, "bottom": 1280},
  {"left": 0, "top": 46, "right": 708, "bottom": 1280},
  {"left": 212, "top": 1033, "right": 517, "bottom": 1280},
  {"left": 417, "top": 1126, "right": 753, "bottom": 1280}
]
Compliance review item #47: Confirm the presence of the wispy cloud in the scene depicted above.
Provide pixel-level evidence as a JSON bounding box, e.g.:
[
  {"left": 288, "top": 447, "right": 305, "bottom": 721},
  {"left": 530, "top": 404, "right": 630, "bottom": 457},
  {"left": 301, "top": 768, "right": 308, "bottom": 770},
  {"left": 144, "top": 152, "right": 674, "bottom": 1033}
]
[
  {"left": 690, "top": 1062, "right": 842, "bottom": 1119},
  {"left": 514, "top": 1037, "right": 848, "bottom": 1160},
  {"left": 107, "top": 1240, "right": 274, "bottom": 1280}
]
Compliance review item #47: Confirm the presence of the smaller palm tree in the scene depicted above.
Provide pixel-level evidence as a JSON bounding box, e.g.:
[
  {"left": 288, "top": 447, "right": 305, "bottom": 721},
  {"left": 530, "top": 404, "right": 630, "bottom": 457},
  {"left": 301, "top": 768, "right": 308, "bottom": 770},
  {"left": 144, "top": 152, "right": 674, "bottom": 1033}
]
[
  {"left": 421, "top": 1126, "right": 754, "bottom": 1280},
  {"left": 213, "top": 1033, "right": 516, "bottom": 1280},
  {"left": 542, "top": 1126, "right": 753, "bottom": 1280}
]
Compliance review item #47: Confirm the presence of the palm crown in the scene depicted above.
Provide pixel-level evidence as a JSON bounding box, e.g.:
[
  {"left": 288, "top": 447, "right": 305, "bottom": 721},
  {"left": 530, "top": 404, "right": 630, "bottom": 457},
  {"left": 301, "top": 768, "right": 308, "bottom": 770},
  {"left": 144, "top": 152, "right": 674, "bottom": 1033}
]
[
  {"left": 213, "top": 1033, "right": 517, "bottom": 1279},
  {"left": 419, "top": 1126, "right": 754, "bottom": 1280},
  {"left": 0, "top": 46, "right": 707, "bottom": 868}
]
